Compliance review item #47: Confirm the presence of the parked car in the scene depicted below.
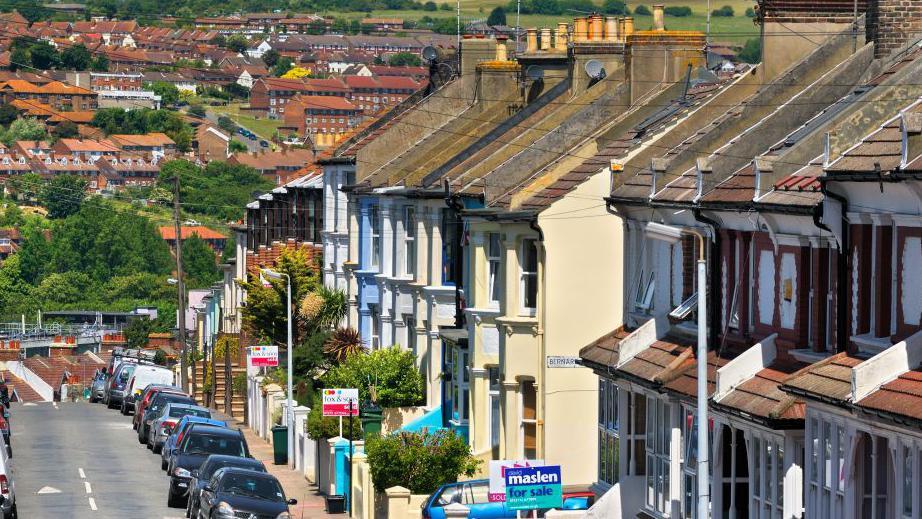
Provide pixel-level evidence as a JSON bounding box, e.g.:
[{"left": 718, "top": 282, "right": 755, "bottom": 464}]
[
  {"left": 147, "top": 403, "right": 211, "bottom": 453},
  {"left": 89, "top": 370, "right": 107, "bottom": 403},
  {"left": 167, "top": 425, "right": 250, "bottom": 508},
  {"left": 161, "top": 416, "right": 227, "bottom": 471},
  {"left": 197, "top": 468, "right": 295, "bottom": 519},
  {"left": 138, "top": 392, "right": 195, "bottom": 445},
  {"left": 259, "top": 140, "right": 269, "bottom": 148},
  {"left": 186, "top": 455, "right": 267, "bottom": 519},
  {"left": 423, "top": 479, "right": 511, "bottom": 519},
  {"left": 122, "top": 365, "right": 174, "bottom": 415},
  {"left": 104, "top": 362, "right": 137, "bottom": 409},
  {"left": 0, "top": 413, "right": 10, "bottom": 459},
  {"left": 133, "top": 385, "right": 182, "bottom": 431},
  {"left": 0, "top": 429, "right": 16, "bottom": 518}
]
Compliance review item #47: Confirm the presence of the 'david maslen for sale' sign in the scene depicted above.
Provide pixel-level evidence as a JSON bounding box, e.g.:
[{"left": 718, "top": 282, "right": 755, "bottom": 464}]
[{"left": 504, "top": 465, "right": 563, "bottom": 510}]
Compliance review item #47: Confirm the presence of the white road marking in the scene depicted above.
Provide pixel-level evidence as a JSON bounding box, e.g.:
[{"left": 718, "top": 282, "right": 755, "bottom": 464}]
[
  {"left": 36, "top": 486, "right": 61, "bottom": 494},
  {"left": 88, "top": 497, "right": 97, "bottom": 511},
  {"left": 78, "top": 468, "right": 85, "bottom": 479},
  {"left": 22, "top": 403, "right": 36, "bottom": 406},
  {"left": 84, "top": 481, "right": 92, "bottom": 494}
]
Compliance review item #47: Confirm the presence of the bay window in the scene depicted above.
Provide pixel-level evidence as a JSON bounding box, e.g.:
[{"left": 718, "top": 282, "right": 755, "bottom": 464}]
[
  {"left": 403, "top": 206, "right": 416, "bottom": 277},
  {"left": 520, "top": 239, "right": 538, "bottom": 315},
  {"left": 599, "top": 379, "right": 619, "bottom": 485},
  {"left": 489, "top": 367, "right": 501, "bottom": 454},
  {"left": 449, "top": 347, "right": 469, "bottom": 423},
  {"left": 808, "top": 416, "right": 845, "bottom": 518},
  {"left": 369, "top": 205, "right": 381, "bottom": 269},
  {"left": 488, "top": 233, "right": 502, "bottom": 307},
  {"left": 522, "top": 381, "right": 537, "bottom": 459},
  {"left": 645, "top": 397, "right": 671, "bottom": 515},
  {"left": 751, "top": 433, "right": 784, "bottom": 518}
]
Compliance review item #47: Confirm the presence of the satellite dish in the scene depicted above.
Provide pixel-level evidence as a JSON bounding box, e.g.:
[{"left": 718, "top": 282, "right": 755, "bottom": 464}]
[
  {"left": 525, "top": 65, "right": 544, "bottom": 82},
  {"left": 422, "top": 46, "right": 439, "bottom": 61},
  {"left": 585, "top": 59, "right": 606, "bottom": 80}
]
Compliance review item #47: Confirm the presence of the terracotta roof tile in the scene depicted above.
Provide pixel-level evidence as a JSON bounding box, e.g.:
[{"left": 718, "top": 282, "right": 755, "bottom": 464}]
[
  {"left": 713, "top": 358, "right": 807, "bottom": 424},
  {"left": 578, "top": 327, "right": 632, "bottom": 368},
  {"left": 158, "top": 226, "right": 226, "bottom": 241},
  {"left": 781, "top": 352, "right": 866, "bottom": 403},
  {"left": 856, "top": 369, "right": 922, "bottom": 422}
]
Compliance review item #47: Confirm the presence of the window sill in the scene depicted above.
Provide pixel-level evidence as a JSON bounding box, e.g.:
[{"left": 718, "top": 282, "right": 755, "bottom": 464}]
[
  {"left": 851, "top": 333, "right": 892, "bottom": 355},
  {"left": 790, "top": 349, "right": 832, "bottom": 364}
]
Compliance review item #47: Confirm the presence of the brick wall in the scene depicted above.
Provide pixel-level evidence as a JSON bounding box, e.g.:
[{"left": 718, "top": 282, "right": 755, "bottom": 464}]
[
  {"left": 868, "top": 0, "right": 922, "bottom": 57},
  {"left": 244, "top": 238, "right": 322, "bottom": 279}
]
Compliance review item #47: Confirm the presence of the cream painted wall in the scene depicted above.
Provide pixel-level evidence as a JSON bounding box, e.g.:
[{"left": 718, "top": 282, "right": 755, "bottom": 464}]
[{"left": 538, "top": 171, "right": 624, "bottom": 486}]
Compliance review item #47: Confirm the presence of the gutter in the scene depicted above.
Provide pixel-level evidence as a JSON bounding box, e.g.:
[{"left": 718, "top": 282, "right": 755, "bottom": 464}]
[{"left": 820, "top": 180, "right": 849, "bottom": 354}]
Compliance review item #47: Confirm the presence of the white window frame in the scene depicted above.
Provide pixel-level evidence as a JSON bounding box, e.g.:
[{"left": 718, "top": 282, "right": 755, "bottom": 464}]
[
  {"left": 450, "top": 347, "right": 469, "bottom": 424},
  {"left": 645, "top": 396, "right": 671, "bottom": 515},
  {"left": 807, "top": 414, "right": 846, "bottom": 519},
  {"left": 403, "top": 206, "right": 416, "bottom": 277},
  {"left": 488, "top": 367, "right": 501, "bottom": 452},
  {"left": 520, "top": 239, "right": 538, "bottom": 316},
  {"left": 599, "top": 379, "right": 619, "bottom": 486},
  {"left": 369, "top": 205, "right": 381, "bottom": 269},
  {"left": 487, "top": 233, "right": 502, "bottom": 308},
  {"left": 520, "top": 380, "right": 537, "bottom": 459},
  {"left": 681, "top": 406, "right": 698, "bottom": 518},
  {"left": 750, "top": 431, "right": 785, "bottom": 518}
]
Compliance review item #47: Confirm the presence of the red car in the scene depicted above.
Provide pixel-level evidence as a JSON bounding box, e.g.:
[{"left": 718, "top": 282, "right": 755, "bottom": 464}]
[{"left": 132, "top": 385, "right": 184, "bottom": 431}]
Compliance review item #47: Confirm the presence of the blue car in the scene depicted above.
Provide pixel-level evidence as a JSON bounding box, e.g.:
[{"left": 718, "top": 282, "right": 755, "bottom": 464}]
[
  {"left": 160, "top": 415, "right": 226, "bottom": 470},
  {"left": 423, "top": 479, "right": 512, "bottom": 519}
]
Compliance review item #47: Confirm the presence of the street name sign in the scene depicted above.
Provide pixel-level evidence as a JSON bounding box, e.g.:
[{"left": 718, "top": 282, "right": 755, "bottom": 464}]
[
  {"left": 248, "top": 345, "right": 279, "bottom": 367},
  {"left": 504, "top": 465, "right": 563, "bottom": 510},
  {"left": 546, "top": 356, "right": 580, "bottom": 368},
  {"left": 322, "top": 388, "right": 359, "bottom": 417}
]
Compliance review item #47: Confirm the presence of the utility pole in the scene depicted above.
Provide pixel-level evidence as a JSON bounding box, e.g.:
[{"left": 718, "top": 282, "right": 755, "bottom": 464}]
[{"left": 173, "top": 176, "right": 188, "bottom": 394}]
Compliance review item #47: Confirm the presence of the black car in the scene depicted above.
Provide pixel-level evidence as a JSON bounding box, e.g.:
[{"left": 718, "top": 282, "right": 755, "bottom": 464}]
[
  {"left": 198, "top": 468, "right": 295, "bottom": 519},
  {"left": 186, "top": 454, "right": 266, "bottom": 519},
  {"left": 138, "top": 392, "right": 194, "bottom": 445},
  {"left": 167, "top": 425, "right": 249, "bottom": 508}
]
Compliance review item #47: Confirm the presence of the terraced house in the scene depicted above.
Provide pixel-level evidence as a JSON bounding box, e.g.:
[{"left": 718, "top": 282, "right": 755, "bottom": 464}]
[{"left": 578, "top": 0, "right": 922, "bottom": 516}]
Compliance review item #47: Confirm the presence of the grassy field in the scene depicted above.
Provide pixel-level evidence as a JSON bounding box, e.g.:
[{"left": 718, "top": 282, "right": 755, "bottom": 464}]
[
  {"left": 320, "top": 0, "right": 759, "bottom": 43},
  {"left": 210, "top": 103, "right": 285, "bottom": 141}
]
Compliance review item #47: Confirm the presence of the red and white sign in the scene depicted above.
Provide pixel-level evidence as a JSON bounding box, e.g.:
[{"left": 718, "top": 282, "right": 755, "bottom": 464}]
[
  {"left": 322, "top": 388, "right": 359, "bottom": 417},
  {"left": 488, "top": 459, "right": 545, "bottom": 502},
  {"left": 248, "top": 346, "right": 279, "bottom": 367}
]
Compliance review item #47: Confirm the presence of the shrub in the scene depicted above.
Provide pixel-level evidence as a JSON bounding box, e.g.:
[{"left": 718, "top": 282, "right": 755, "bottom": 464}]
[
  {"left": 711, "top": 5, "right": 734, "bottom": 17},
  {"left": 738, "top": 37, "right": 761, "bottom": 64},
  {"left": 602, "top": 0, "right": 629, "bottom": 15},
  {"left": 306, "top": 404, "right": 363, "bottom": 439},
  {"left": 664, "top": 5, "right": 692, "bottom": 16},
  {"left": 633, "top": 4, "right": 651, "bottom": 15},
  {"left": 365, "top": 430, "right": 480, "bottom": 493},
  {"left": 745, "top": 7, "right": 756, "bottom": 17},
  {"left": 321, "top": 346, "right": 424, "bottom": 408}
]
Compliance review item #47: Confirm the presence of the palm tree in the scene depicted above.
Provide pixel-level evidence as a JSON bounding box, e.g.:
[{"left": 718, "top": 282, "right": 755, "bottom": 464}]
[
  {"left": 298, "top": 286, "right": 347, "bottom": 336},
  {"left": 323, "top": 327, "right": 365, "bottom": 363}
]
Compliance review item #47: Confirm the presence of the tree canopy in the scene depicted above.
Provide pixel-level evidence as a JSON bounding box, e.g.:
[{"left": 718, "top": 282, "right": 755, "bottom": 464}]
[
  {"left": 486, "top": 6, "right": 506, "bottom": 25},
  {"left": 39, "top": 174, "right": 87, "bottom": 219},
  {"left": 91, "top": 108, "right": 193, "bottom": 152},
  {"left": 388, "top": 52, "right": 421, "bottom": 66},
  {"left": 181, "top": 234, "right": 220, "bottom": 288},
  {"left": 158, "top": 159, "right": 273, "bottom": 221}
]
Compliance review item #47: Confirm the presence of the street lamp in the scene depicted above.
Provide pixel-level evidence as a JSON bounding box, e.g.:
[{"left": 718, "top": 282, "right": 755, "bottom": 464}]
[
  {"left": 261, "top": 267, "right": 294, "bottom": 467},
  {"left": 645, "top": 221, "right": 709, "bottom": 519}
]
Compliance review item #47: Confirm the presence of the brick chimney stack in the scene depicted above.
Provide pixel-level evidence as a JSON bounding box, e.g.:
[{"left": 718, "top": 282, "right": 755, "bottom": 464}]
[{"left": 868, "top": 0, "right": 922, "bottom": 58}]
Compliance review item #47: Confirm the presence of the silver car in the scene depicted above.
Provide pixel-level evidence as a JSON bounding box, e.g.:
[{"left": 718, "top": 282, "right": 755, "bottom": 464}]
[
  {"left": 89, "top": 370, "right": 107, "bottom": 403},
  {"left": 147, "top": 403, "right": 212, "bottom": 454}
]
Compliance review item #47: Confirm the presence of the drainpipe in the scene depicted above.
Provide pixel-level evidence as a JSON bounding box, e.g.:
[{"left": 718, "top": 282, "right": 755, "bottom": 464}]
[
  {"left": 529, "top": 216, "right": 546, "bottom": 462},
  {"left": 692, "top": 208, "right": 721, "bottom": 348},
  {"left": 444, "top": 180, "right": 465, "bottom": 329},
  {"left": 821, "top": 181, "right": 849, "bottom": 354}
]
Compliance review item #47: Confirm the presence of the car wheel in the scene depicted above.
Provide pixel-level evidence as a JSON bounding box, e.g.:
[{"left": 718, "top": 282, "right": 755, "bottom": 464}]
[
  {"left": 120, "top": 404, "right": 126, "bottom": 415},
  {"left": 161, "top": 458, "right": 167, "bottom": 470},
  {"left": 153, "top": 443, "right": 161, "bottom": 454},
  {"left": 137, "top": 427, "right": 146, "bottom": 444},
  {"left": 167, "top": 490, "right": 183, "bottom": 508}
]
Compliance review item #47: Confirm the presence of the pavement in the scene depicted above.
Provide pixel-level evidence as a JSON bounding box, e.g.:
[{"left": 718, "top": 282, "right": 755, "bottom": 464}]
[
  {"left": 211, "top": 411, "right": 339, "bottom": 519},
  {"left": 11, "top": 401, "right": 180, "bottom": 518}
]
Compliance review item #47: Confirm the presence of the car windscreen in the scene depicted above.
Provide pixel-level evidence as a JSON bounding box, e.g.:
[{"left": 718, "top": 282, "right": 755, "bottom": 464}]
[
  {"left": 117, "top": 367, "right": 134, "bottom": 382},
  {"left": 169, "top": 407, "right": 210, "bottom": 419},
  {"left": 218, "top": 473, "right": 284, "bottom": 502},
  {"left": 150, "top": 395, "right": 192, "bottom": 413},
  {"left": 204, "top": 460, "right": 265, "bottom": 479},
  {"left": 182, "top": 434, "right": 246, "bottom": 457}
]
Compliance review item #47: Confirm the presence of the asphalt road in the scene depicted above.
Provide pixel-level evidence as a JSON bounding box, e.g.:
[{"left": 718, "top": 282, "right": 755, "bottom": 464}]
[
  {"left": 203, "top": 110, "right": 261, "bottom": 152},
  {"left": 11, "top": 401, "right": 185, "bottom": 519}
]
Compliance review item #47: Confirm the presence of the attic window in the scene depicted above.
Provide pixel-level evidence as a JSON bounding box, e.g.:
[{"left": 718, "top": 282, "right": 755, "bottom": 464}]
[
  {"left": 18, "top": 157, "right": 25, "bottom": 164},
  {"left": 44, "top": 157, "right": 51, "bottom": 164}
]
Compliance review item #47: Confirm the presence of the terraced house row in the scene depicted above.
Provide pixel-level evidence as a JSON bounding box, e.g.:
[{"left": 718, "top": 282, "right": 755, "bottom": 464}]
[{"left": 217, "top": 0, "right": 922, "bottom": 517}]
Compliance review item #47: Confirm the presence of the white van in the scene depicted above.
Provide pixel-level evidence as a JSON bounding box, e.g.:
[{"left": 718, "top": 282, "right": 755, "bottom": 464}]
[{"left": 121, "top": 365, "right": 175, "bottom": 415}]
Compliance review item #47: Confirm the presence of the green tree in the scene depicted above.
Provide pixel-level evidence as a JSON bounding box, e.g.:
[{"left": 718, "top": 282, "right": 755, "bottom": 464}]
[
  {"left": 487, "top": 6, "right": 507, "bottom": 25},
  {"left": 34, "top": 271, "right": 98, "bottom": 307},
  {"left": 229, "top": 139, "right": 247, "bottom": 153},
  {"left": 745, "top": 7, "right": 756, "bottom": 17},
  {"left": 602, "top": 0, "right": 630, "bottom": 15},
  {"left": 188, "top": 104, "right": 206, "bottom": 118},
  {"left": 40, "top": 174, "right": 87, "bottom": 219},
  {"left": 0, "top": 203, "right": 24, "bottom": 227},
  {"left": 148, "top": 81, "right": 180, "bottom": 106},
  {"left": 60, "top": 44, "right": 92, "bottom": 70},
  {"left": 182, "top": 234, "right": 220, "bottom": 288},
  {"left": 8, "top": 47, "right": 30, "bottom": 72},
  {"left": 217, "top": 116, "right": 236, "bottom": 134},
  {"left": 711, "top": 5, "right": 734, "bottom": 16},
  {"left": 226, "top": 34, "right": 249, "bottom": 53},
  {"left": 423, "top": 0, "right": 437, "bottom": 10},
  {"left": 8, "top": 172, "right": 43, "bottom": 202},
  {"left": 388, "top": 52, "right": 422, "bottom": 66},
  {"left": 28, "top": 41, "right": 60, "bottom": 70},
  {"left": 0, "top": 255, "right": 37, "bottom": 319},
  {"left": 738, "top": 37, "right": 761, "bottom": 63},
  {"left": 321, "top": 346, "right": 424, "bottom": 407},
  {"left": 261, "top": 49, "right": 280, "bottom": 68},
  {"left": 664, "top": 5, "right": 693, "bottom": 16},
  {"left": 365, "top": 431, "right": 479, "bottom": 493},
  {"left": 90, "top": 55, "right": 109, "bottom": 72},
  {"left": 51, "top": 120, "right": 79, "bottom": 139},
  {"left": 123, "top": 317, "right": 153, "bottom": 349},
  {"left": 2, "top": 117, "right": 47, "bottom": 146},
  {"left": 271, "top": 57, "right": 295, "bottom": 77},
  {"left": 634, "top": 4, "right": 651, "bottom": 15},
  {"left": 158, "top": 159, "right": 272, "bottom": 221},
  {"left": 0, "top": 104, "right": 18, "bottom": 127}
]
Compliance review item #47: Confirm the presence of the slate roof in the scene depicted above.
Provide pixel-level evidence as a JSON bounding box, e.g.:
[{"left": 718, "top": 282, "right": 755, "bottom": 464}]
[
  {"left": 755, "top": 163, "right": 824, "bottom": 207},
  {"left": 825, "top": 117, "right": 904, "bottom": 175},
  {"left": 856, "top": 369, "right": 922, "bottom": 423},
  {"left": 713, "top": 358, "right": 807, "bottom": 425},
  {"left": 699, "top": 162, "right": 755, "bottom": 204},
  {"left": 780, "top": 352, "right": 868, "bottom": 404}
]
